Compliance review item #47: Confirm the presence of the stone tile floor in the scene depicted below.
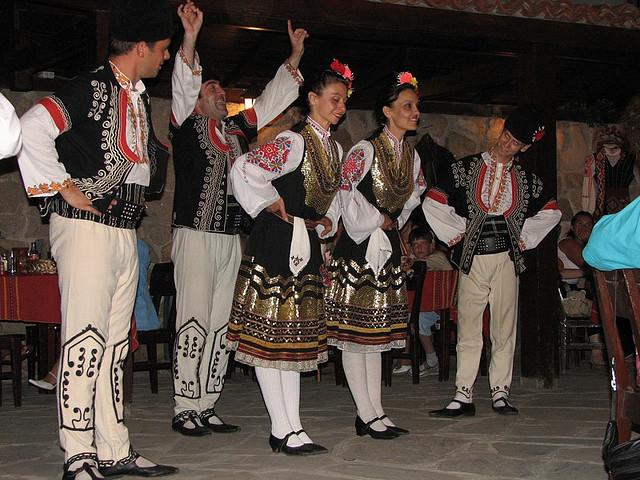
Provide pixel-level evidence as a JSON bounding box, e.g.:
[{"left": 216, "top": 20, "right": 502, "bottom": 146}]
[{"left": 0, "top": 364, "right": 612, "bottom": 479}]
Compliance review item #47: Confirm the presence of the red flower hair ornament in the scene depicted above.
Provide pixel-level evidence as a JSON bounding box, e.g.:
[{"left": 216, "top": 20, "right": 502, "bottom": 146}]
[
  {"left": 330, "top": 58, "right": 354, "bottom": 97},
  {"left": 397, "top": 71, "right": 419, "bottom": 93}
]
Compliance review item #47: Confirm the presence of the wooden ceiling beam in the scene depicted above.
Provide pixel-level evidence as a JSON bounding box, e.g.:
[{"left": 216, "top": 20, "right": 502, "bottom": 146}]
[
  {"left": 421, "top": 59, "right": 518, "bottom": 100},
  {"left": 188, "top": 0, "right": 640, "bottom": 56}
]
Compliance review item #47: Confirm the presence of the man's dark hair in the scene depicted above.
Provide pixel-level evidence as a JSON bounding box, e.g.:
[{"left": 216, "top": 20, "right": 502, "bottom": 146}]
[{"left": 109, "top": 39, "right": 157, "bottom": 56}]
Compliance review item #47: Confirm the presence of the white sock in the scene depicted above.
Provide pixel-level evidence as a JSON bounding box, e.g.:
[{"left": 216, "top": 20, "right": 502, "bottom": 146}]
[
  {"left": 280, "top": 370, "right": 312, "bottom": 444},
  {"left": 426, "top": 352, "right": 438, "bottom": 367},
  {"left": 365, "top": 352, "right": 395, "bottom": 427},
  {"left": 134, "top": 456, "right": 157, "bottom": 468},
  {"left": 342, "top": 351, "right": 386, "bottom": 432},
  {"left": 181, "top": 416, "right": 205, "bottom": 430},
  {"left": 254, "top": 367, "right": 303, "bottom": 447},
  {"left": 448, "top": 391, "right": 473, "bottom": 409}
]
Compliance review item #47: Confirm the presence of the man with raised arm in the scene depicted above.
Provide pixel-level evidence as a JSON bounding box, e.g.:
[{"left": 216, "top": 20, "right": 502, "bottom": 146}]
[{"left": 169, "top": 2, "right": 308, "bottom": 436}]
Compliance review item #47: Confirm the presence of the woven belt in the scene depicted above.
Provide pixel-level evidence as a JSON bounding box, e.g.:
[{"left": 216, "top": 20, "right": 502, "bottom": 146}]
[
  {"left": 475, "top": 235, "right": 510, "bottom": 255},
  {"left": 270, "top": 212, "right": 317, "bottom": 231},
  {"left": 107, "top": 199, "right": 146, "bottom": 224}
]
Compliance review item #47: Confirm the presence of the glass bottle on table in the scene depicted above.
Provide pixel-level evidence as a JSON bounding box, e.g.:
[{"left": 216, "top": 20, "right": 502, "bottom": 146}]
[{"left": 28, "top": 241, "right": 40, "bottom": 261}]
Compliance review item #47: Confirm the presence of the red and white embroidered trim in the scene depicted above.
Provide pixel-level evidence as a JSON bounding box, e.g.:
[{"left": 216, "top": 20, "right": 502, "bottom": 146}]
[
  {"left": 340, "top": 147, "right": 366, "bottom": 191},
  {"left": 245, "top": 136, "right": 293, "bottom": 173},
  {"left": 448, "top": 232, "right": 465, "bottom": 247},
  {"left": 27, "top": 179, "right": 74, "bottom": 197},
  {"left": 38, "top": 97, "right": 72, "bottom": 134},
  {"left": 417, "top": 169, "right": 427, "bottom": 188},
  {"left": 284, "top": 62, "right": 304, "bottom": 86},
  {"left": 426, "top": 188, "right": 448, "bottom": 204},
  {"left": 241, "top": 108, "right": 258, "bottom": 128},
  {"left": 518, "top": 239, "right": 527, "bottom": 251},
  {"left": 178, "top": 47, "right": 202, "bottom": 76}
]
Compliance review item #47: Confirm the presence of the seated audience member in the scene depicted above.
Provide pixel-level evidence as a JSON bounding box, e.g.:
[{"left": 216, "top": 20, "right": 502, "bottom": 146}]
[
  {"left": 395, "top": 227, "right": 452, "bottom": 376},
  {"left": 558, "top": 211, "right": 606, "bottom": 366},
  {"left": 558, "top": 211, "right": 593, "bottom": 287}
]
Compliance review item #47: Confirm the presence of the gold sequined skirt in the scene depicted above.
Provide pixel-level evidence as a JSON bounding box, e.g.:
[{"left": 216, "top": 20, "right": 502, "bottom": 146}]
[
  {"left": 227, "top": 256, "right": 327, "bottom": 372},
  {"left": 325, "top": 258, "right": 408, "bottom": 353}
]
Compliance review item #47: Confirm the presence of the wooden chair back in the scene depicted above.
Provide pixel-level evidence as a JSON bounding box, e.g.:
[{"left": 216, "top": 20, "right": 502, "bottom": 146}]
[{"left": 593, "top": 269, "right": 640, "bottom": 443}]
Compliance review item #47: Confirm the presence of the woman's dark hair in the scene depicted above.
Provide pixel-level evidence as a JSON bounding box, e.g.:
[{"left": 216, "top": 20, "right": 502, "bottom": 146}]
[
  {"left": 567, "top": 211, "right": 594, "bottom": 239},
  {"left": 374, "top": 73, "right": 418, "bottom": 126},
  {"left": 299, "top": 69, "right": 350, "bottom": 117}
]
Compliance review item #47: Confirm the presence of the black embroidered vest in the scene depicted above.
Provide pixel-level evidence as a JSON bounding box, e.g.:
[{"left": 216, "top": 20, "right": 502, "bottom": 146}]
[
  {"left": 271, "top": 123, "right": 341, "bottom": 220},
  {"left": 443, "top": 154, "right": 549, "bottom": 275},
  {"left": 170, "top": 109, "right": 257, "bottom": 234},
  {"left": 38, "top": 65, "right": 168, "bottom": 230}
]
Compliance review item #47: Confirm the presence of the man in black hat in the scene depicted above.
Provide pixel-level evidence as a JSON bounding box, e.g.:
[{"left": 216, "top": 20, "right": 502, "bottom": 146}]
[
  {"left": 422, "top": 107, "right": 561, "bottom": 418},
  {"left": 18, "top": 0, "right": 179, "bottom": 478},
  {"left": 167, "top": 2, "right": 308, "bottom": 436}
]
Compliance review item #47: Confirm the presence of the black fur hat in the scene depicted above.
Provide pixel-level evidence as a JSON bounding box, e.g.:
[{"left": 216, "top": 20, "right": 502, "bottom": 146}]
[
  {"left": 110, "top": 0, "right": 174, "bottom": 43},
  {"left": 504, "top": 107, "right": 546, "bottom": 145}
]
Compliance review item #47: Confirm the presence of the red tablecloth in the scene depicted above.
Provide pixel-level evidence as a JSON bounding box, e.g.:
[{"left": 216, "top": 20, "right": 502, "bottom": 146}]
[
  {"left": 407, "top": 270, "right": 458, "bottom": 311},
  {"left": 0, "top": 273, "right": 138, "bottom": 350},
  {"left": 0, "top": 274, "right": 61, "bottom": 324}
]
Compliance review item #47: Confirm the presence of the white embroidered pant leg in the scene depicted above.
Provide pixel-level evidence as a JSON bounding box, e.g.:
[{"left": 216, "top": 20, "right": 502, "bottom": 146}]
[
  {"left": 51, "top": 215, "right": 137, "bottom": 469},
  {"left": 171, "top": 229, "right": 241, "bottom": 417},
  {"left": 486, "top": 253, "right": 519, "bottom": 400},
  {"left": 455, "top": 252, "right": 513, "bottom": 401}
]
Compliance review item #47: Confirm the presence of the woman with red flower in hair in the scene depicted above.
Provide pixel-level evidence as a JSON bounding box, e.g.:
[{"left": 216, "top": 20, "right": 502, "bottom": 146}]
[
  {"left": 227, "top": 60, "right": 353, "bottom": 455},
  {"left": 325, "top": 72, "right": 425, "bottom": 439}
]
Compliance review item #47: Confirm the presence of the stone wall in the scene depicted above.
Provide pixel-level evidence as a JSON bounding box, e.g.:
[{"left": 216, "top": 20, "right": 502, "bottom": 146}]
[{"left": 3, "top": 88, "right": 633, "bottom": 262}]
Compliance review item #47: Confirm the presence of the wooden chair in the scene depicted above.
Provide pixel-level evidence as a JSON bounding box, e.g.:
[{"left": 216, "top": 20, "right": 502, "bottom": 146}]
[
  {"left": 0, "top": 334, "right": 25, "bottom": 407},
  {"left": 593, "top": 269, "right": 640, "bottom": 443},
  {"left": 423, "top": 270, "right": 460, "bottom": 381},
  {"left": 131, "top": 262, "right": 176, "bottom": 394},
  {"left": 382, "top": 267, "right": 427, "bottom": 386},
  {"left": 558, "top": 286, "right": 601, "bottom": 371},
  {"left": 382, "top": 269, "right": 459, "bottom": 386}
]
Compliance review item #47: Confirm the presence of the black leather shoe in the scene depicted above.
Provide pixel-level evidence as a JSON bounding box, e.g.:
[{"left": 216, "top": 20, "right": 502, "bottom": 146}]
[
  {"left": 429, "top": 399, "right": 476, "bottom": 418},
  {"left": 378, "top": 415, "right": 409, "bottom": 435},
  {"left": 201, "top": 409, "right": 240, "bottom": 433},
  {"left": 355, "top": 416, "right": 399, "bottom": 439},
  {"left": 62, "top": 463, "right": 103, "bottom": 479},
  {"left": 294, "top": 429, "right": 329, "bottom": 454},
  {"left": 492, "top": 397, "right": 519, "bottom": 415},
  {"left": 99, "top": 453, "right": 178, "bottom": 477},
  {"left": 171, "top": 412, "right": 211, "bottom": 437},
  {"left": 269, "top": 433, "right": 315, "bottom": 455}
]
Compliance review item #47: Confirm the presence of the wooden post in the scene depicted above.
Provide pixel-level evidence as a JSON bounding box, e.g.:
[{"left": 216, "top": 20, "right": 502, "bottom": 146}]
[{"left": 518, "top": 43, "right": 559, "bottom": 387}]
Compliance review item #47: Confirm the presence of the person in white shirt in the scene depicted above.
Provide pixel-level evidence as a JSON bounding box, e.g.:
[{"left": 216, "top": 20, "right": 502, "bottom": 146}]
[
  {"left": 325, "top": 72, "right": 426, "bottom": 439},
  {"left": 0, "top": 93, "right": 21, "bottom": 159},
  {"left": 168, "top": 2, "right": 308, "bottom": 437},
  {"left": 227, "top": 60, "right": 352, "bottom": 455}
]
